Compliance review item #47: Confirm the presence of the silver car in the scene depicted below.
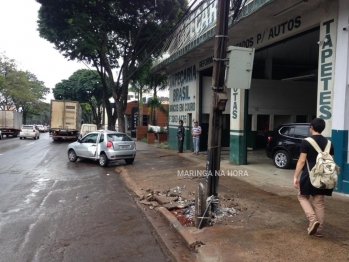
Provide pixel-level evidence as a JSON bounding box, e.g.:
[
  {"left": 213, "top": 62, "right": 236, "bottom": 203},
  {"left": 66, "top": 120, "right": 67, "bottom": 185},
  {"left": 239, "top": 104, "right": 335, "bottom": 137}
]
[{"left": 67, "top": 130, "right": 136, "bottom": 167}]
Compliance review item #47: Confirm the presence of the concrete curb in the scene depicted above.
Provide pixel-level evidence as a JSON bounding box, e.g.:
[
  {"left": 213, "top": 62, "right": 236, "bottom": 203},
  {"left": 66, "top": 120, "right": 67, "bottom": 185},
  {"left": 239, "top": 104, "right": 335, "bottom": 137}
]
[{"left": 157, "top": 206, "right": 202, "bottom": 251}]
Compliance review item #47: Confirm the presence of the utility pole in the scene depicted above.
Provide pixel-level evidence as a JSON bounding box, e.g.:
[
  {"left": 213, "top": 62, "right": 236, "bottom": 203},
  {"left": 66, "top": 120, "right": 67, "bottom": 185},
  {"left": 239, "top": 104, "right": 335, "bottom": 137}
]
[{"left": 206, "top": 0, "right": 230, "bottom": 198}]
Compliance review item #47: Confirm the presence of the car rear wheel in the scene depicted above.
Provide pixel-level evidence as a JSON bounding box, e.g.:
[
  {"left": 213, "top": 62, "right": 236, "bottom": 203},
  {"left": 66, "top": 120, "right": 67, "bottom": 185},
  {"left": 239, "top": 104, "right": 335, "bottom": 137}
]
[
  {"left": 125, "top": 158, "right": 134, "bottom": 164},
  {"left": 273, "top": 150, "right": 291, "bottom": 169},
  {"left": 68, "top": 149, "right": 78, "bottom": 162},
  {"left": 99, "top": 153, "right": 108, "bottom": 167}
]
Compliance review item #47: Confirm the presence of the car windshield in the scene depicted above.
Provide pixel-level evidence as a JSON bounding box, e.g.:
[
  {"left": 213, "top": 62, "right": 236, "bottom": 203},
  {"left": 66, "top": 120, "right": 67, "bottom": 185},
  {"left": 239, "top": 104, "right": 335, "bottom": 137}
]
[
  {"left": 107, "top": 133, "right": 132, "bottom": 142},
  {"left": 22, "top": 126, "right": 34, "bottom": 129}
]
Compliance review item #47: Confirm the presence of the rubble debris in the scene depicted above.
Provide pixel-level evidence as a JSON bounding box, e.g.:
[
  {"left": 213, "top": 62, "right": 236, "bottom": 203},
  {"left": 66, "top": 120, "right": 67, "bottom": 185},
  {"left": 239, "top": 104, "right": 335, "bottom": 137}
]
[
  {"left": 154, "top": 195, "right": 178, "bottom": 205},
  {"left": 138, "top": 186, "right": 244, "bottom": 228},
  {"left": 140, "top": 200, "right": 153, "bottom": 206},
  {"left": 171, "top": 205, "right": 195, "bottom": 227},
  {"left": 163, "top": 202, "right": 188, "bottom": 210}
]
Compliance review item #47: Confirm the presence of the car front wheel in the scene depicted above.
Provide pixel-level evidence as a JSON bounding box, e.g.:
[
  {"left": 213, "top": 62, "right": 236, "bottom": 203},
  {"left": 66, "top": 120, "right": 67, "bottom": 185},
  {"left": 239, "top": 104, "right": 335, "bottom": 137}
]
[
  {"left": 125, "top": 158, "right": 134, "bottom": 164},
  {"left": 273, "top": 150, "right": 291, "bottom": 169},
  {"left": 99, "top": 153, "right": 108, "bottom": 167},
  {"left": 68, "top": 149, "right": 78, "bottom": 162}
]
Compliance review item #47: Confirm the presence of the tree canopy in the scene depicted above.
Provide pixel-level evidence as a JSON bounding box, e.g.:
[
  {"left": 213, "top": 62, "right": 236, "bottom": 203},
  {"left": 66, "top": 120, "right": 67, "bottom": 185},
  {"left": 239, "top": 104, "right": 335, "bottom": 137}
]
[
  {"left": 0, "top": 53, "right": 50, "bottom": 124},
  {"left": 36, "top": 0, "right": 187, "bottom": 131},
  {"left": 53, "top": 69, "right": 111, "bottom": 127}
]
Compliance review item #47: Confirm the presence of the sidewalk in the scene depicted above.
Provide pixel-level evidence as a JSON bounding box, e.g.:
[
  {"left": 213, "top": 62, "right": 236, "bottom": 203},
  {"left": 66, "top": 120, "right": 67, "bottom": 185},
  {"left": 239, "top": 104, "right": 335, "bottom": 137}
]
[{"left": 120, "top": 141, "right": 349, "bottom": 262}]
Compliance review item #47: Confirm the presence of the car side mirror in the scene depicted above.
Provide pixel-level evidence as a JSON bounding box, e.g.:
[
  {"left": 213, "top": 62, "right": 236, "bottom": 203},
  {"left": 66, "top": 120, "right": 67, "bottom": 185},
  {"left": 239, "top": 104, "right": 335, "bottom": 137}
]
[{"left": 77, "top": 138, "right": 82, "bottom": 143}]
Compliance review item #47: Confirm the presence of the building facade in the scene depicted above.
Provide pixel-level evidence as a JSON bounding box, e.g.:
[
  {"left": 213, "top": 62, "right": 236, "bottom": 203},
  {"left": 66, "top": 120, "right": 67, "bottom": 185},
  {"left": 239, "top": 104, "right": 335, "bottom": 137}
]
[{"left": 151, "top": 0, "right": 349, "bottom": 193}]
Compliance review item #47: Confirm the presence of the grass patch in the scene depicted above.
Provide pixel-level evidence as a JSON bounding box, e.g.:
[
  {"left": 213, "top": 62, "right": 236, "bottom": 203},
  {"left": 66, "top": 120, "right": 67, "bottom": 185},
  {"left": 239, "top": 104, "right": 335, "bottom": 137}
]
[
  {"left": 158, "top": 142, "right": 169, "bottom": 149},
  {"left": 141, "top": 137, "right": 147, "bottom": 143}
]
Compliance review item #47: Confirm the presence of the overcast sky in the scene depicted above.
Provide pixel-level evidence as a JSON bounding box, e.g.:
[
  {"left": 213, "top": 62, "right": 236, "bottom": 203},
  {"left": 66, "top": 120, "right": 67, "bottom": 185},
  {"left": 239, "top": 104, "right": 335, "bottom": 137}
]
[
  {"left": 0, "top": 0, "right": 173, "bottom": 103},
  {"left": 0, "top": 0, "right": 87, "bottom": 102}
]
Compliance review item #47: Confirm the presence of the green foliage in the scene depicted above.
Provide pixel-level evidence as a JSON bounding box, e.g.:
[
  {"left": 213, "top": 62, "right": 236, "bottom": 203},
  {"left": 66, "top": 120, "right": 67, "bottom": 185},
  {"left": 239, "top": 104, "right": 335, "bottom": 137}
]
[
  {"left": 0, "top": 53, "right": 49, "bottom": 124},
  {"left": 158, "top": 127, "right": 166, "bottom": 133},
  {"left": 158, "top": 142, "right": 169, "bottom": 149},
  {"left": 25, "top": 102, "right": 50, "bottom": 125},
  {"left": 53, "top": 69, "right": 111, "bottom": 126},
  {"left": 141, "top": 137, "right": 147, "bottom": 143},
  {"left": 147, "top": 127, "right": 154, "bottom": 133},
  {"left": 36, "top": 0, "right": 187, "bottom": 132},
  {"left": 146, "top": 96, "right": 167, "bottom": 125}
]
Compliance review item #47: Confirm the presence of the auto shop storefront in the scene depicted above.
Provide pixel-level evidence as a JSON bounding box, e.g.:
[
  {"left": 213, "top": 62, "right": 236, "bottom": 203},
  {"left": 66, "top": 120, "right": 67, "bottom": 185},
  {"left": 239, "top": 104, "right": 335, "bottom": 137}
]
[{"left": 155, "top": 0, "right": 349, "bottom": 194}]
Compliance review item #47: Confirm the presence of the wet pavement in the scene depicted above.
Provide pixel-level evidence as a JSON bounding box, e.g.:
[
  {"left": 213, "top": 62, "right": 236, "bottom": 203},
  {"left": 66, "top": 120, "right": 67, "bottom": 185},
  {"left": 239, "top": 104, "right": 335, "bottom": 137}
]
[
  {"left": 123, "top": 141, "right": 349, "bottom": 262},
  {"left": 0, "top": 133, "right": 171, "bottom": 262}
]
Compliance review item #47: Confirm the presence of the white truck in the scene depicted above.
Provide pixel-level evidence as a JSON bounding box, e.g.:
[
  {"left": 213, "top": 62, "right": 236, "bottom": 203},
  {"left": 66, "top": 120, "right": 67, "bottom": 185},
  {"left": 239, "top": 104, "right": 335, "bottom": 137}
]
[
  {"left": 80, "top": 124, "right": 97, "bottom": 137},
  {"left": 50, "top": 100, "right": 82, "bottom": 141},
  {"left": 0, "top": 110, "right": 23, "bottom": 137}
]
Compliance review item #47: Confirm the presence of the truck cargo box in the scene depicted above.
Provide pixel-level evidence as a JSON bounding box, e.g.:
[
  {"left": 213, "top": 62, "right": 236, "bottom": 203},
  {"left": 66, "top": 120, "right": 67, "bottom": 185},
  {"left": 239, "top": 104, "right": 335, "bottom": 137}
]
[
  {"left": 50, "top": 100, "right": 82, "bottom": 140},
  {"left": 0, "top": 111, "right": 23, "bottom": 137}
]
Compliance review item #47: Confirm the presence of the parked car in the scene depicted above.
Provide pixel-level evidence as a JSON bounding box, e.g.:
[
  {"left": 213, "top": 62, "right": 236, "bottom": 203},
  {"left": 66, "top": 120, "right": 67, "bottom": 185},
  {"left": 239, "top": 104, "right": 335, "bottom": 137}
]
[
  {"left": 67, "top": 130, "right": 136, "bottom": 167},
  {"left": 36, "top": 125, "right": 46, "bottom": 133},
  {"left": 0, "top": 130, "right": 2, "bottom": 139},
  {"left": 266, "top": 123, "right": 310, "bottom": 169},
  {"left": 19, "top": 125, "right": 40, "bottom": 140}
]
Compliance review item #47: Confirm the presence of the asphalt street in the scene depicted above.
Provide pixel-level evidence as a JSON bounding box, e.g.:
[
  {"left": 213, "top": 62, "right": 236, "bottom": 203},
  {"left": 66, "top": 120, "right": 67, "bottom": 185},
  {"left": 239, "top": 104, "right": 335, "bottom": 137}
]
[{"left": 0, "top": 133, "right": 170, "bottom": 262}]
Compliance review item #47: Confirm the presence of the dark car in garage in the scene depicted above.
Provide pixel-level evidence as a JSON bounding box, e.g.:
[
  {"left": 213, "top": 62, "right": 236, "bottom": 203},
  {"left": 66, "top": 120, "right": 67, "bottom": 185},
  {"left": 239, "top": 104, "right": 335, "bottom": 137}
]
[{"left": 266, "top": 123, "right": 311, "bottom": 169}]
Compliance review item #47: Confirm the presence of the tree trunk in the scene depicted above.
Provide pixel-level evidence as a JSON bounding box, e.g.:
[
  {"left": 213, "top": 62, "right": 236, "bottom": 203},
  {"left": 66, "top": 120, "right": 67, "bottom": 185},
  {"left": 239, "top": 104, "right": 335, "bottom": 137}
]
[
  {"left": 153, "top": 87, "right": 157, "bottom": 125},
  {"left": 139, "top": 88, "right": 143, "bottom": 126}
]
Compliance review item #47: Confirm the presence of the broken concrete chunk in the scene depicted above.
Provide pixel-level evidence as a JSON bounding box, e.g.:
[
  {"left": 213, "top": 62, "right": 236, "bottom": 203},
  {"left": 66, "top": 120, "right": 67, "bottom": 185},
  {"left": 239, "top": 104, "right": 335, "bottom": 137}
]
[
  {"left": 163, "top": 202, "right": 188, "bottom": 210},
  {"left": 154, "top": 195, "right": 178, "bottom": 205},
  {"left": 140, "top": 200, "right": 153, "bottom": 205}
]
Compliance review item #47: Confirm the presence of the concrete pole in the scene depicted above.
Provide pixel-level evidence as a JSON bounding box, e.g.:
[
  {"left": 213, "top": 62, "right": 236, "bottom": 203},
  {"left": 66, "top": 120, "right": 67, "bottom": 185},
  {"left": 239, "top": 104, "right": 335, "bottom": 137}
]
[{"left": 206, "top": 0, "right": 230, "bottom": 198}]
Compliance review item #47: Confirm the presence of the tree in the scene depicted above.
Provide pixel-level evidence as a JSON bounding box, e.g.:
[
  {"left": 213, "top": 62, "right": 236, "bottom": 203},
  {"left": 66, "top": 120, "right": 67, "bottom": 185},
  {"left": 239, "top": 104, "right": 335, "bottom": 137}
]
[
  {"left": 146, "top": 96, "right": 167, "bottom": 126},
  {"left": 53, "top": 69, "right": 111, "bottom": 127},
  {"left": 131, "top": 59, "right": 168, "bottom": 126},
  {"left": 36, "top": 0, "right": 187, "bottom": 132},
  {"left": 0, "top": 53, "right": 49, "bottom": 123},
  {"left": 0, "top": 53, "right": 17, "bottom": 109}
]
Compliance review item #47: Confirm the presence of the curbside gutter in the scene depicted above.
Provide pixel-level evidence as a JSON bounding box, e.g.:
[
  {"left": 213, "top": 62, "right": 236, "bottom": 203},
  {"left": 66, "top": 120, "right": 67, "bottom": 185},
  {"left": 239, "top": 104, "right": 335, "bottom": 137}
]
[{"left": 156, "top": 206, "right": 203, "bottom": 251}]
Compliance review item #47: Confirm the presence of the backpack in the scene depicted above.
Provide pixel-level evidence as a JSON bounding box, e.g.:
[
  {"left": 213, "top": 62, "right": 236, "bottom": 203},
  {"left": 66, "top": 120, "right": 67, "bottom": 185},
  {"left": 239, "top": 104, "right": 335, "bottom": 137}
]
[{"left": 305, "top": 138, "right": 338, "bottom": 189}]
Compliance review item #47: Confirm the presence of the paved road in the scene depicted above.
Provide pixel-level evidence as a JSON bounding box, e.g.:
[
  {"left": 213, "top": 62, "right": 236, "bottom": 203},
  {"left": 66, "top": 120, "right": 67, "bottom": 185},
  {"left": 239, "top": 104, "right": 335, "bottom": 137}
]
[{"left": 0, "top": 133, "right": 169, "bottom": 262}]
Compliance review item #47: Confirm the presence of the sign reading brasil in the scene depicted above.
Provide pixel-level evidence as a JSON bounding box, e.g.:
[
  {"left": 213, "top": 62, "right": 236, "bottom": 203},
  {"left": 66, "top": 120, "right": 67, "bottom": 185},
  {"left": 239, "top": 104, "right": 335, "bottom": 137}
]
[{"left": 169, "top": 65, "right": 197, "bottom": 124}]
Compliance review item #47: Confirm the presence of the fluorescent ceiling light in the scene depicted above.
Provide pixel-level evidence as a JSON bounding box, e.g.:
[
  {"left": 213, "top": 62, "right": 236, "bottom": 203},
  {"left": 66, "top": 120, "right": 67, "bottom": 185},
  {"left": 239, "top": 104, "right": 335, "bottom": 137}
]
[
  {"left": 282, "top": 74, "right": 315, "bottom": 81},
  {"left": 273, "top": 0, "right": 308, "bottom": 18}
]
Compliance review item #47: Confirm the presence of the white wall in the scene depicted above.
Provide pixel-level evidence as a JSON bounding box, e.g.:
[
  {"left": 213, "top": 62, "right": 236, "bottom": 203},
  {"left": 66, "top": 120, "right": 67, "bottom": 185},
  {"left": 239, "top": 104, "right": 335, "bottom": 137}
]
[{"left": 202, "top": 76, "right": 231, "bottom": 114}]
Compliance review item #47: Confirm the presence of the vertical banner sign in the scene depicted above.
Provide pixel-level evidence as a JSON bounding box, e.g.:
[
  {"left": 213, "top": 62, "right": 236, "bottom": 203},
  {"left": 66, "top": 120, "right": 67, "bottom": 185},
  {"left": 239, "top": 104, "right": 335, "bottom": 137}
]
[
  {"left": 131, "top": 107, "right": 138, "bottom": 134},
  {"left": 317, "top": 8, "right": 337, "bottom": 137},
  {"left": 169, "top": 65, "right": 197, "bottom": 125}
]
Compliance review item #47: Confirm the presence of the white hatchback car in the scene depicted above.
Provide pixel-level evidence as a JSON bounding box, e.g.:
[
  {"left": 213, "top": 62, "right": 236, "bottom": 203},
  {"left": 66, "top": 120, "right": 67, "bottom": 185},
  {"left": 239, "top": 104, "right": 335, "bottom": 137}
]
[{"left": 19, "top": 125, "right": 40, "bottom": 140}]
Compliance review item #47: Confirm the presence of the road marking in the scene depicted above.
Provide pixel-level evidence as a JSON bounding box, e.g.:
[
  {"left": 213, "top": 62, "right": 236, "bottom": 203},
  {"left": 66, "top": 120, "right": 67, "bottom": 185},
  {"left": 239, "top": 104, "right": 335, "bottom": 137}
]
[{"left": 26, "top": 142, "right": 35, "bottom": 146}]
